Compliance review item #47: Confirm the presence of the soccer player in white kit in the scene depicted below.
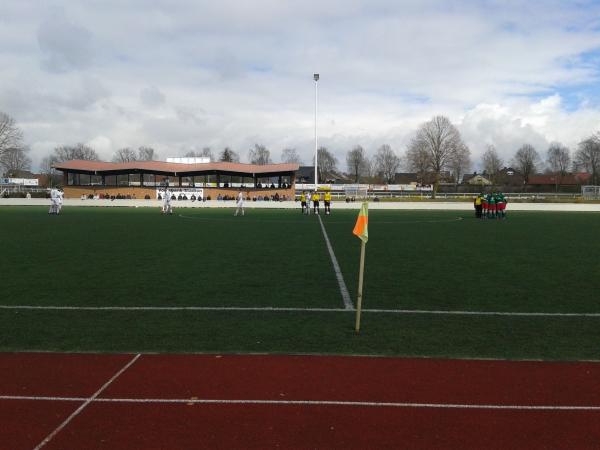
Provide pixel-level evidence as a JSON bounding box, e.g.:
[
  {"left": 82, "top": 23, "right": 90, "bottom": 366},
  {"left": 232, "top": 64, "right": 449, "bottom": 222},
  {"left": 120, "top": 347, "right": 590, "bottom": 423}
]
[
  {"left": 163, "top": 189, "right": 173, "bottom": 214},
  {"left": 234, "top": 191, "right": 244, "bottom": 216},
  {"left": 57, "top": 189, "right": 64, "bottom": 214},
  {"left": 49, "top": 188, "right": 59, "bottom": 214}
]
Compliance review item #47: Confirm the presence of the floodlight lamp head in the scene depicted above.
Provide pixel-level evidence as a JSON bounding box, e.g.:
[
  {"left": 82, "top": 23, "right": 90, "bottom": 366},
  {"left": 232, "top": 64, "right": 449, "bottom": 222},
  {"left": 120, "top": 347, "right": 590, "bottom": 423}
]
[{"left": 313, "top": 73, "right": 319, "bottom": 81}]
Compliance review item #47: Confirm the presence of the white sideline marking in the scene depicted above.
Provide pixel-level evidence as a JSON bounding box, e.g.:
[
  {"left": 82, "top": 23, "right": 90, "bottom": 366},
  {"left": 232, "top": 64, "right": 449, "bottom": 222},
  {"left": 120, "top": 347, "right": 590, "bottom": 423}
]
[
  {"left": 369, "top": 309, "right": 600, "bottom": 317},
  {"left": 2, "top": 305, "right": 600, "bottom": 317},
  {"left": 33, "top": 354, "right": 141, "bottom": 450},
  {"left": 317, "top": 215, "right": 353, "bottom": 310},
  {"left": 0, "top": 305, "right": 350, "bottom": 312},
  {"left": 3, "top": 394, "right": 600, "bottom": 411}
]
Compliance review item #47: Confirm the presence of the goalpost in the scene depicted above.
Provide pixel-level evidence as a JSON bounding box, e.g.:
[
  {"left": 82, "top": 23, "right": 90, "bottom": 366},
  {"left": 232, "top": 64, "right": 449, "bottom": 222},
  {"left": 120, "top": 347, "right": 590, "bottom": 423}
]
[
  {"left": 344, "top": 184, "right": 369, "bottom": 200},
  {"left": 582, "top": 185, "right": 600, "bottom": 200}
]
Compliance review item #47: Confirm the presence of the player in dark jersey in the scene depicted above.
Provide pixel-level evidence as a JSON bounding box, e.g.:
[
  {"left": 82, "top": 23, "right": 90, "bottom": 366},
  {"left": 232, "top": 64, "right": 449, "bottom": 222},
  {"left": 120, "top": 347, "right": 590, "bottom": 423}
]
[
  {"left": 496, "top": 192, "right": 507, "bottom": 219},
  {"left": 487, "top": 193, "right": 496, "bottom": 219}
]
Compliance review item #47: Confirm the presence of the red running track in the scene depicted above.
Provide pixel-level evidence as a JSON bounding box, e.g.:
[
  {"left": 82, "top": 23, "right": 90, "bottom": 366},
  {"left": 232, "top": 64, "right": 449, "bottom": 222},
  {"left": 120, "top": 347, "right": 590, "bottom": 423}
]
[{"left": 1, "top": 353, "right": 600, "bottom": 449}]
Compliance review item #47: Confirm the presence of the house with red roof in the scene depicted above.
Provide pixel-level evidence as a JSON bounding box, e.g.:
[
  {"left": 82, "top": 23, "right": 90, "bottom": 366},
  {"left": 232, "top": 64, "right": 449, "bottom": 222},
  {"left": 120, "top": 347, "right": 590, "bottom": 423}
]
[{"left": 527, "top": 173, "right": 591, "bottom": 190}]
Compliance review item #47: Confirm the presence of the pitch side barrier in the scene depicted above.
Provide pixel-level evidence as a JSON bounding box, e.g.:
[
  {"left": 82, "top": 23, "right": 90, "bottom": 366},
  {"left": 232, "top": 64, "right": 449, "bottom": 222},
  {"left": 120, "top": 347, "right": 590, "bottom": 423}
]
[
  {"left": 294, "top": 186, "right": 584, "bottom": 201},
  {"left": 2, "top": 197, "right": 600, "bottom": 212}
]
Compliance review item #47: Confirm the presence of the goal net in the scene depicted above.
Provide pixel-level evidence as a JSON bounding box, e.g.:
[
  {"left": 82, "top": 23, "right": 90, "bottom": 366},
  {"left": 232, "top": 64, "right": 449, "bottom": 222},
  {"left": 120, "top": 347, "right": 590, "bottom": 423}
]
[
  {"left": 582, "top": 185, "right": 600, "bottom": 200},
  {"left": 344, "top": 184, "right": 369, "bottom": 199}
]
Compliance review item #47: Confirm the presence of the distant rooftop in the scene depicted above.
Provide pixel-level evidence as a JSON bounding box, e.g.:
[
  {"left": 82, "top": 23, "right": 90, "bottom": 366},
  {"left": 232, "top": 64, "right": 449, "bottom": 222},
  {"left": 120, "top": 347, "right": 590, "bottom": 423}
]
[
  {"left": 52, "top": 159, "right": 299, "bottom": 176},
  {"left": 166, "top": 157, "right": 210, "bottom": 164}
]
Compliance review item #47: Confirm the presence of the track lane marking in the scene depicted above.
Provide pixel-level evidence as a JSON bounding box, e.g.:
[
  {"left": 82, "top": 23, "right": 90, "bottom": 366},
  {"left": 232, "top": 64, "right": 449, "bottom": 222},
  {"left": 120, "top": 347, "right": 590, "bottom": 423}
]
[
  {"left": 3, "top": 394, "right": 600, "bottom": 411},
  {"left": 33, "top": 353, "right": 141, "bottom": 450}
]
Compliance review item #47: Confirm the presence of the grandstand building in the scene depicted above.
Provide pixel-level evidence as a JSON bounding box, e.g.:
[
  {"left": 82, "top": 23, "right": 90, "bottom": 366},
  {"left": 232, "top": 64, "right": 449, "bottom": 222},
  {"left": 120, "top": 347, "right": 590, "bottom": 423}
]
[{"left": 53, "top": 159, "right": 299, "bottom": 200}]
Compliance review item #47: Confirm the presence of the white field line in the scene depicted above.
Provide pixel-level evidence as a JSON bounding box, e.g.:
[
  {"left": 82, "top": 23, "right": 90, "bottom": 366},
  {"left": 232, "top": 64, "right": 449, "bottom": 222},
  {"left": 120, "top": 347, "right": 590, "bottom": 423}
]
[
  {"left": 317, "top": 215, "right": 353, "bottom": 310},
  {"left": 3, "top": 305, "right": 600, "bottom": 317},
  {"left": 2, "top": 394, "right": 600, "bottom": 411},
  {"left": 33, "top": 354, "right": 141, "bottom": 450}
]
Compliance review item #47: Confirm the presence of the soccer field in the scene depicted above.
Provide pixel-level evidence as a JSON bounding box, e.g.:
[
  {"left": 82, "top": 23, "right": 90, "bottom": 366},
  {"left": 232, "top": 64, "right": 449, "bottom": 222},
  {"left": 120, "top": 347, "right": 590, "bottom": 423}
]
[{"left": 1, "top": 206, "right": 599, "bottom": 360}]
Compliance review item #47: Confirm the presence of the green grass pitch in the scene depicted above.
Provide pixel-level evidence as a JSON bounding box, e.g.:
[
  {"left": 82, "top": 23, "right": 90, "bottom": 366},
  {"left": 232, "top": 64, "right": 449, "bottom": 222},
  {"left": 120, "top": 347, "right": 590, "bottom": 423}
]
[{"left": 1, "top": 205, "right": 599, "bottom": 360}]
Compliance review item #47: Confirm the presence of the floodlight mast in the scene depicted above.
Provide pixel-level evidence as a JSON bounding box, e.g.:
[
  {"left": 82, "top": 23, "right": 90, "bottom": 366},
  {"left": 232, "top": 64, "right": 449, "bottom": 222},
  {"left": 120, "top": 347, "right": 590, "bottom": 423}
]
[{"left": 314, "top": 73, "right": 319, "bottom": 191}]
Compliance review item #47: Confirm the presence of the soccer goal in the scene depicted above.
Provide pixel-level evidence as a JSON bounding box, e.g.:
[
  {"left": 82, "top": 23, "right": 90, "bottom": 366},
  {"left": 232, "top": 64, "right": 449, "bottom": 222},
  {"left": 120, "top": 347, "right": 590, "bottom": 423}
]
[
  {"left": 344, "top": 184, "right": 369, "bottom": 199},
  {"left": 582, "top": 185, "right": 600, "bottom": 200}
]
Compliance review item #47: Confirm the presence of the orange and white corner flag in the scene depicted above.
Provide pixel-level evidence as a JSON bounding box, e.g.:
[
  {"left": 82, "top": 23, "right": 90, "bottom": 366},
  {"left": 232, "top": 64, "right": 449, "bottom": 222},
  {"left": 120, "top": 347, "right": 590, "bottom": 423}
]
[{"left": 352, "top": 202, "right": 369, "bottom": 243}]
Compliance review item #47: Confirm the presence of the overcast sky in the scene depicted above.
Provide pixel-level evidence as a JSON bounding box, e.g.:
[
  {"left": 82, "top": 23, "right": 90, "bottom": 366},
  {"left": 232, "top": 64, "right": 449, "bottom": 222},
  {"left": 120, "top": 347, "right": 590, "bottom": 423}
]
[{"left": 3, "top": 0, "right": 600, "bottom": 171}]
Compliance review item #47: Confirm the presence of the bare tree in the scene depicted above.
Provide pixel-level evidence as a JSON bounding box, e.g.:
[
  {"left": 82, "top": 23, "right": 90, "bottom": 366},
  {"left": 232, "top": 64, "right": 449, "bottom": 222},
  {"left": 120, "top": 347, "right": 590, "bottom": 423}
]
[
  {"left": 219, "top": 147, "right": 239, "bottom": 163},
  {"left": 112, "top": 147, "right": 138, "bottom": 163},
  {"left": 546, "top": 143, "right": 571, "bottom": 192},
  {"left": 449, "top": 143, "right": 471, "bottom": 186},
  {"left": 482, "top": 145, "right": 503, "bottom": 183},
  {"left": 405, "top": 139, "right": 430, "bottom": 185},
  {"left": 362, "top": 156, "right": 374, "bottom": 182},
  {"left": 184, "top": 147, "right": 213, "bottom": 161},
  {"left": 38, "top": 155, "right": 62, "bottom": 186},
  {"left": 314, "top": 147, "right": 338, "bottom": 181},
  {"left": 575, "top": 134, "right": 600, "bottom": 185},
  {"left": 39, "top": 156, "right": 55, "bottom": 175},
  {"left": 346, "top": 145, "right": 369, "bottom": 183},
  {"left": 373, "top": 144, "right": 401, "bottom": 183},
  {"left": 52, "top": 143, "right": 99, "bottom": 162},
  {"left": 200, "top": 147, "right": 213, "bottom": 161},
  {"left": 0, "top": 146, "right": 31, "bottom": 175},
  {"left": 512, "top": 144, "right": 540, "bottom": 184},
  {"left": 0, "top": 112, "right": 23, "bottom": 163},
  {"left": 281, "top": 148, "right": 302, "bottom": 164},
  {"left": 248, "top": 144, "right": 271, "bottom": 165},
  {"left": 138, "top": 146, "right": 157, "bottom": 161},
  {"left": 406, "top": 116, "right": 466, "bottom": 197}
]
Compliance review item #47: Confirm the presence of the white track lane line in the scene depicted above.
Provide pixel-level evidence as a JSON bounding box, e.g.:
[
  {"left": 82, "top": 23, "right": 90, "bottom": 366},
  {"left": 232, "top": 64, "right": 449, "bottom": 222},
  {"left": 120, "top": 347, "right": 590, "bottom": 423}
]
[
  {"left": 2, "top": 394, "right": 600, "bottom": 411},
  {"left": 2, "top": 305, "right": 600, "bottom": 317},
  {"left": 317, "top": 215, "right": 353, "bottom": 310},
  {"left": 33, "top": 353, "right": 141, "bottom": 450}
]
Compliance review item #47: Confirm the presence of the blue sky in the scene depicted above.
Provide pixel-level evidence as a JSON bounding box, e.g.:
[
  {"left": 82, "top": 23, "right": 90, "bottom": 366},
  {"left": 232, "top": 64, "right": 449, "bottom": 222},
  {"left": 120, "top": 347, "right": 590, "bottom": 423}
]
[{"left": 2, "top": 0, "right": 600, "bottom": 171}]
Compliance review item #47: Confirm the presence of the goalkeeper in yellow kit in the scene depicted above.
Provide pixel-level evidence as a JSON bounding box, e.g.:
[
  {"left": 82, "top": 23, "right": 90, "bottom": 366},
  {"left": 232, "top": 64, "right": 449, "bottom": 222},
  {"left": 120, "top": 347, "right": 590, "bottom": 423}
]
[
  {"left": 311, "top": 191, "right": 320, "bottom": 215},
  {"left": 324, "top": 191, "right": 332, "bottom": 215}
]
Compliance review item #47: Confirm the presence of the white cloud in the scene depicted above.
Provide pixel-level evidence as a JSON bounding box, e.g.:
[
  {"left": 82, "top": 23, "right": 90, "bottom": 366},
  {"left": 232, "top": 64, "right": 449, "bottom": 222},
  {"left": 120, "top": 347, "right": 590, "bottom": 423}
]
[
  {"left": 37, "top": 10, "right": 95, "bottom": 72},
  {"left": 140, "top": 86, "right": 166, "bottom": 107},
  {"left": 87, "top": 135, "right": 113, "bottom": 154},
  {"left": 1, "top": 1, "right": 600, "bottom": 171}
]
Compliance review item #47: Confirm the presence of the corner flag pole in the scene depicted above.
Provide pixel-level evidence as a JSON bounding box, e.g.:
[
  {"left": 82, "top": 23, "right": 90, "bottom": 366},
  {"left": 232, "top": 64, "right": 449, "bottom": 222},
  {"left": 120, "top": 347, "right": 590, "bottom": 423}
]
[
  {"left": 352, "top": 202, "right": 369, "bottom": 333},
  {"left": 355, "top": 239, "right": 366, "bottom": 333}
]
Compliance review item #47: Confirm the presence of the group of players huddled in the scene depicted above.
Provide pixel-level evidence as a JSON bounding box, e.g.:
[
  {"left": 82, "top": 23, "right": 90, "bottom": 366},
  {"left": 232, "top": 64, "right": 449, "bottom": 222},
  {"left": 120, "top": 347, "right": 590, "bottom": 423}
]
[
  {"left": 48, "top": 188, "right": 64, "bottom": 215},
  {"left": 474, "top": 192, "right": 507, "bottom": 219},
  {"left": 300, "top": 191, "right": 332, "bottom": 215}
]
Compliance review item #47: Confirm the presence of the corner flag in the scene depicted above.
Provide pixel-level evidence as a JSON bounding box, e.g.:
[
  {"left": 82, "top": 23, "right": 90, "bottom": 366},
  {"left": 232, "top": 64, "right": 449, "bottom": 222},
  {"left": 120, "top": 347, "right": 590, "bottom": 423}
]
[
  {"left": 353, "top": 202, "right": 369, "bottom": 333},
  {"left": 352, "top": 202, "right": 369, "bottom": 243}
]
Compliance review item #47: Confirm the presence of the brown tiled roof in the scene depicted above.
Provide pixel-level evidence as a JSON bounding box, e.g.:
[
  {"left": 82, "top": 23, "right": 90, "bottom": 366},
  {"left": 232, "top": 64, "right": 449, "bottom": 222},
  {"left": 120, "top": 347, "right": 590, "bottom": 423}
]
[{"left": 52, "top": 160, "right": 300, "bottom": 175}]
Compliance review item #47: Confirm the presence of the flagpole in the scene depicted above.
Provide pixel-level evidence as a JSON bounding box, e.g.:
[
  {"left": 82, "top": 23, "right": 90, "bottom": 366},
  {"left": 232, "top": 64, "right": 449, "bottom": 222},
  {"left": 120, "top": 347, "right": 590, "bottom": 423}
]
[
  {"left": 313, "top": 73, "right": 319, "bottom": 191},
  {"left": 355, "top": 239, "right": 366, "bottom": 333},
  {"left": 352, "top": 201, "right": 368, "bottom": 333}
]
